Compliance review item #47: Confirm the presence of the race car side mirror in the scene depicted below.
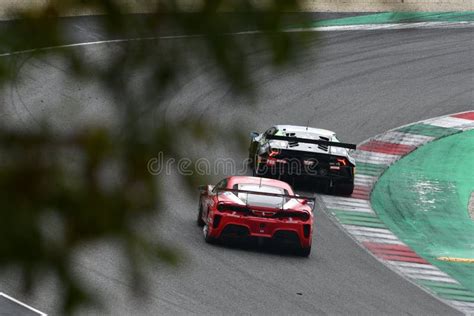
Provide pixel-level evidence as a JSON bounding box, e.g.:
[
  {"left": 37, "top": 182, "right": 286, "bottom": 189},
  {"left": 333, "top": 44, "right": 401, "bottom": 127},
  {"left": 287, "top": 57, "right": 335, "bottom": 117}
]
[{"left": 250, "top": 131, "right": 259, "bottom": 139}]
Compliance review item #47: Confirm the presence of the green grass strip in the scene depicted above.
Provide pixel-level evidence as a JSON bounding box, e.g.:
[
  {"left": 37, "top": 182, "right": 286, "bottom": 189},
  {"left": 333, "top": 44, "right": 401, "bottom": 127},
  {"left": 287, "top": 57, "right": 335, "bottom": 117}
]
[{"left": 310, "top": 12, "right": 474, "bottom": 28}]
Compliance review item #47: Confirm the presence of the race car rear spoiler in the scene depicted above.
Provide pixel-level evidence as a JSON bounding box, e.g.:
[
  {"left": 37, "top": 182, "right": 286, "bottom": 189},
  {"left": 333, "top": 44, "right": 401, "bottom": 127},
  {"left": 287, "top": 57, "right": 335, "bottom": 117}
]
[
  {"left": 216, "top": 188, "right": 315, "bottom": 210},
  {"left": 266, "top": 135, "right": 357, "bottom": 150}
]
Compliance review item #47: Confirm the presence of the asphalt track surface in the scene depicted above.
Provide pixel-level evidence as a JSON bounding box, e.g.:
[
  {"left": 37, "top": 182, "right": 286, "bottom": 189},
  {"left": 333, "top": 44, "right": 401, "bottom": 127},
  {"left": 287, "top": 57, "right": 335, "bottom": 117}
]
[{"left": 0, "top": 16, "right": 473, "bottom": 315}]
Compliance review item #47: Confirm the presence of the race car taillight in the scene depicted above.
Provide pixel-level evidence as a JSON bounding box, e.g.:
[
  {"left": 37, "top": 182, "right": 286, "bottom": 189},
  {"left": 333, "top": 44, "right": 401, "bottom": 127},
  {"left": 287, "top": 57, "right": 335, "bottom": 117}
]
[
  {"left": 337, "top": 158, "right": 348, "bottom": 166},
  {"left": 330, "top": 158, "right": 349, "bottom": 170},
  {"left": 268, "top": 148, "right": 281, "bottom": 157},
  {"left": 275, "top": 211, "right": 310, "bottom": 222},
  {"left": 298, "top": 212, "right": 310, "bottom": 222},
  {"left": 217, "top": 203, "right": 249, "bottom": 214}
]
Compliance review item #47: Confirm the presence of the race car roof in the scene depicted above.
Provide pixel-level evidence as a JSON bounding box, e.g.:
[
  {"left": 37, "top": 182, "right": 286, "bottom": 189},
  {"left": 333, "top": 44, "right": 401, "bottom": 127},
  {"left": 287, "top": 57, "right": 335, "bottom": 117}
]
[{"left": 227, "top": 176, "right": 293, "bottom": 193}]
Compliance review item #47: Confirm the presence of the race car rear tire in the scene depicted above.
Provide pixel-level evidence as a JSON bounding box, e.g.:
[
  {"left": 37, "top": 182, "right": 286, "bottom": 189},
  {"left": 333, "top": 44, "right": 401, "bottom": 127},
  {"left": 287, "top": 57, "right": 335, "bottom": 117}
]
[
  {"left": 297, "top": 246, "right": 311, "bottom": 257},
  {"left": 203, "top": 224, "right": 216, "bottom": 244},
  {"left": 334, "top": 181, "right": 354, "bottom": 196},
  {"left": 197, "top": 199, "right": 205, "bottom": 227}
]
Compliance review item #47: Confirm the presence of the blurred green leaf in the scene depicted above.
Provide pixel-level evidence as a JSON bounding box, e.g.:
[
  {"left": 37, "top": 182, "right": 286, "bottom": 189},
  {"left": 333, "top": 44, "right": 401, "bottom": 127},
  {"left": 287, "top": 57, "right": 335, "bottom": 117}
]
[{"left": 0, "top": 0, "right": 313, "bottom": 313}]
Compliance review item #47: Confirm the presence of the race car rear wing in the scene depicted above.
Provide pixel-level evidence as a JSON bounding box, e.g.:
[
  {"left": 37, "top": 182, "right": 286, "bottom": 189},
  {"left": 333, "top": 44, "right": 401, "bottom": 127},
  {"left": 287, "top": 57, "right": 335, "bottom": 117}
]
[
  {"left": 216, "top": 188, "right": 315, "bottom": 211},
  {"left": 266, "top": 135, "right": 357, "bottom": 150}
]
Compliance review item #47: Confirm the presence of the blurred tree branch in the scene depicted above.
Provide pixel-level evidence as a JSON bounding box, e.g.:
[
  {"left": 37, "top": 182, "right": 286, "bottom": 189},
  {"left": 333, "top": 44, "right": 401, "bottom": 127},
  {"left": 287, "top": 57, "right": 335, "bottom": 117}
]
[{"left": 0, "top": 0, "right": 311, "bottom": 313}]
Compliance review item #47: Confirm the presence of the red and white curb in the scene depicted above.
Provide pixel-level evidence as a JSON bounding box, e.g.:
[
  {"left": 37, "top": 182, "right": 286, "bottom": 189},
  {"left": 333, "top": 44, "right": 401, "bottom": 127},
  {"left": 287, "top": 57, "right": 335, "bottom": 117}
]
[{"left": 321, "top": 111, "right": 474, "bottom": 315}]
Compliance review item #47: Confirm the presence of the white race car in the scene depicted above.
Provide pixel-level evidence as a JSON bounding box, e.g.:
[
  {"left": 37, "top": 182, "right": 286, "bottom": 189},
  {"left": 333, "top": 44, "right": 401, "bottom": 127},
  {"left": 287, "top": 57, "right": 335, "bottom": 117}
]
[{"left": 248, "top": 125, "right": 356, "bottom": 195}]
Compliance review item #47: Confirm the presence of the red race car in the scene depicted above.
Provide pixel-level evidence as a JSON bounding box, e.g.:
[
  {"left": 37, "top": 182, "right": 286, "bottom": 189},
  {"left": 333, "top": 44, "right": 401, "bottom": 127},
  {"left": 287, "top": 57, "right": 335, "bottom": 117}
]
[{"left": 197, "top": 176, "right": 314, "bottom": 256}]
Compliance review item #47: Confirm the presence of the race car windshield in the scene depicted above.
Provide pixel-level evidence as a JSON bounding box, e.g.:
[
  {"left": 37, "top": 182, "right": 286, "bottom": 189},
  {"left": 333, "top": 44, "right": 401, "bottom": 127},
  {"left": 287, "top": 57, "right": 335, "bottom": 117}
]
[{"left": 235, "top": 184, "right": 286, "bottom": 208}]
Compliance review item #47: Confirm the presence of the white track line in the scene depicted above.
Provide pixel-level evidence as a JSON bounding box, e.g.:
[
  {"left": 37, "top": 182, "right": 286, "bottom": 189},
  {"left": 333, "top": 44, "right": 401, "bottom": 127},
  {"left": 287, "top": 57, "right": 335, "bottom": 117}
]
[
  {"left": 1, "top": 21, "right": 473, "bottom": 58},
  {"left": 0, "top": 35, "right": 198, "bottom": 57},
  {"left": 0, "top": 292, "right": 46, "bottom": 315}
]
